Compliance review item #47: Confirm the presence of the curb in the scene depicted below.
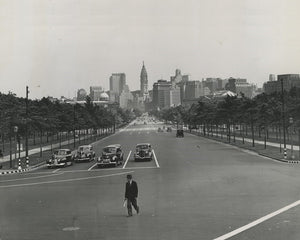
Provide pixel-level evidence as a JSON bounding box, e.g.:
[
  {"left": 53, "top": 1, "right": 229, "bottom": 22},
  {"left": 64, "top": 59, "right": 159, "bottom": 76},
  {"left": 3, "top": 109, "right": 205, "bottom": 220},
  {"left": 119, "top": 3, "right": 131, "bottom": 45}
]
[{"left": 0, "top": 168, "right": 31, "bottom": 175}]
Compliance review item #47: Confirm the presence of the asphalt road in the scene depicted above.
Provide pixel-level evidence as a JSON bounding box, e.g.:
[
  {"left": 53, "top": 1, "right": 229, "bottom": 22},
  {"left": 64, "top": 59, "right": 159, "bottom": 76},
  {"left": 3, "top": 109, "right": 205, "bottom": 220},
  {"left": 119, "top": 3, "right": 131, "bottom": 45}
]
[{"left": 1, "top": 119, "right": 300, "bottom": 240}]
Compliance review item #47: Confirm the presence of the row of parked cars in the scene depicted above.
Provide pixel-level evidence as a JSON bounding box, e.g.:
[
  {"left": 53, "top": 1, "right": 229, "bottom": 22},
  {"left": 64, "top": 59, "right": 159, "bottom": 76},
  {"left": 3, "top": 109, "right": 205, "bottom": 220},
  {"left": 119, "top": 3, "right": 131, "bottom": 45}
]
[{"left": 46, "top": 143, "right": 153, "bottom": 169}]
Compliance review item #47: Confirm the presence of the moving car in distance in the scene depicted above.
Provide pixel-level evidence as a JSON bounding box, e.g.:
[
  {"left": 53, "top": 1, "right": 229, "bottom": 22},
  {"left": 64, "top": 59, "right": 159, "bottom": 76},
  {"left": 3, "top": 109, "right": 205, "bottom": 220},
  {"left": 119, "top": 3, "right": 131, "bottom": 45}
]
[
  {"left": 176, "top": 129, "right": 184, "bottom": 137},
  {"left": 74, "top": 145, "right": 95, "bottom": 162},
  {"left": 97, "top": 144, "right": 124, "bottom": 167},
  {"left": 46, "top": 149, "right": 74, "bottom": 168},
  {"left": 134, "top": 143, "right": 153, "bottom": 161}
]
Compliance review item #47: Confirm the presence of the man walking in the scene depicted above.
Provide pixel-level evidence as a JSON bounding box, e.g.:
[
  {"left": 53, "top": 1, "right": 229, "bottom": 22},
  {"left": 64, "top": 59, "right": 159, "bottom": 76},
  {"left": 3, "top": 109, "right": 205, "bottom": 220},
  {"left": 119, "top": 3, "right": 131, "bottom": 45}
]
[{"left": 124, "top": 174, "right": 139, "bottom": 217}]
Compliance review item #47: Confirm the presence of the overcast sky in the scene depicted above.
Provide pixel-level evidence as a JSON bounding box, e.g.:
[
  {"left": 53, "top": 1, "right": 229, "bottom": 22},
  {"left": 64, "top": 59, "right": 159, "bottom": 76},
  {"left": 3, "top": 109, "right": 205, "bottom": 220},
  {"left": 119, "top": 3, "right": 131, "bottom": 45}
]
[{"left": 0, "top": 0, "right": 300, "bottom": 99}]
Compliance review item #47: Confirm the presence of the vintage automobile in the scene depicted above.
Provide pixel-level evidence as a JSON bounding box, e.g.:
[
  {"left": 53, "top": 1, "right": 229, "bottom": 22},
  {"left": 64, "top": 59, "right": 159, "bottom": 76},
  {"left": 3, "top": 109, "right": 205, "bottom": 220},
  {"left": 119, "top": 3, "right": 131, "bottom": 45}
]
[
  {"left": 166, "top": 127, "right": 172, "bottom": 132},
  {"left": 74, "top": 145, "right": 95, "bottom": 162},
  {"left": 134, "top": 143, "right": 153, "bottom": 161},
  {"left": 176, "top": 129, "right": 184, "bottom": 138},
  {"left": 97, "top": 144, "right": 124, "bottom": 167},
  {"left": 46, "top": 149, "right": 74, "bottom": 168}
]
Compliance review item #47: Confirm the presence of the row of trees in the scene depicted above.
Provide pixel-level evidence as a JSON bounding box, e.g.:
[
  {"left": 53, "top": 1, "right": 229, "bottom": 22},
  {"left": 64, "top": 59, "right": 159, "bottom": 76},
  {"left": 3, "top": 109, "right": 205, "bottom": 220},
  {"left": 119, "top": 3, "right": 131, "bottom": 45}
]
[
  {"left": 0, "top": 92, "right": 141, "bottom": 143},
  {"left": 151, "top": 88, "right": 300, "bottom": 146}
]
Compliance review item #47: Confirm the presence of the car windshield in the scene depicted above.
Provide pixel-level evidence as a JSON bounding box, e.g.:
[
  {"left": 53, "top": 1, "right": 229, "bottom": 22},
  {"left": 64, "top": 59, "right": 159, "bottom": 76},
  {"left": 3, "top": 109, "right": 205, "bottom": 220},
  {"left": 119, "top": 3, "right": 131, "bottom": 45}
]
[
  {"left": 79, "top": 146, "right": 89, "bottom": 151},
  {"left": 54, "top": 150, "right": 67, "bottom": 155},
  {"left": 103, "top": 147, "right": 116, "bottom": 153},
  {"left": 137, "top": 145, "right": 149, "bottom": 150}
]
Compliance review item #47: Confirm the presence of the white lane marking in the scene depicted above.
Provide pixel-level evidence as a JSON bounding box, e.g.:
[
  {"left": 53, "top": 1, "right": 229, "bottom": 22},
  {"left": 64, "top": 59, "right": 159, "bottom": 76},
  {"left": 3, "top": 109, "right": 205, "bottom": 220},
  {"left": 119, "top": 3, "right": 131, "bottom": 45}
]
[
  {"left": 0, "top": 173, "right": 64, "bottom": 183},
  {"left": 0, "top": 171, "right": 134, "bottom": 188},
  {"left": 152, "top": 150, "right": 160, "bottom": 168},
  {"left": 88, "top": 162, "right": 98, "bottom": 171},
  {"left": 122, "top": 151, "right": 132, "bottom": 169},
  {"left": 124, "top": 166, "right": 158, "bottom": 170},
  {"left": 52, "top": 168, "right": 60, "bottom": 173},
  {"left": 213, "top": 200, "right": 300, "bottom": 240}
]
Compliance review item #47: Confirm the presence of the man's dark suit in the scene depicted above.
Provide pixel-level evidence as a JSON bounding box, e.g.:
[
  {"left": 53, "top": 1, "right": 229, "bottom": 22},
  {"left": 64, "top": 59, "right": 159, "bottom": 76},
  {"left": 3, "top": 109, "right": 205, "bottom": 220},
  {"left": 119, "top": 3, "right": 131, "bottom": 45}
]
[{"left": 125, "top": 180, "right": 139, "bottom": 216}]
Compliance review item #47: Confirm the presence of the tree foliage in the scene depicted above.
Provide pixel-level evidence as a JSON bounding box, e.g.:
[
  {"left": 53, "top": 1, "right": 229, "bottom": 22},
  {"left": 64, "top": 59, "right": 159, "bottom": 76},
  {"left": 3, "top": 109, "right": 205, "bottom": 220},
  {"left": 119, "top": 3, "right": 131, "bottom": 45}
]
[{"left": 0, "top": 93, "right": 138, "bottom": 139}]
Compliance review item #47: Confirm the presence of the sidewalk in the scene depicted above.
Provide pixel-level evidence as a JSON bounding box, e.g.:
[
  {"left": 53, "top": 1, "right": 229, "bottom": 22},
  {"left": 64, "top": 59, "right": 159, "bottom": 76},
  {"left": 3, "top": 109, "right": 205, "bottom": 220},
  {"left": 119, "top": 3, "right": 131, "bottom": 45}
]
[{"left": 187, "top": 129, "right": 300, "bottom": 163}]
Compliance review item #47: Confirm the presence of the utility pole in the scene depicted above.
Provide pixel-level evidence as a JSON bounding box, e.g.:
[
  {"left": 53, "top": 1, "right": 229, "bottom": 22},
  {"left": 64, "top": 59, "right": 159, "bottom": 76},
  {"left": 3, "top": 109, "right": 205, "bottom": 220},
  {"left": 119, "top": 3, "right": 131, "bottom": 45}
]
[
  {"left": 281, "top": 79, "right": 287, "bottom": 158},
  {"left": 73, "top": 104, "right": 76, "bottom": 148},
  {"left": 25, "top": 86, "right": 29, "bottom": 160}
]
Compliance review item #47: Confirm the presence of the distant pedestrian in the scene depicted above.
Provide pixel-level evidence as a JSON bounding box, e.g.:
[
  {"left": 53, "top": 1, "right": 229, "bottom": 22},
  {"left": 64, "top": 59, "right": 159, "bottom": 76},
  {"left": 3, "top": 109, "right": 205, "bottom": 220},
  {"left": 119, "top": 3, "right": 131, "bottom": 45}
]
[{"left": 124, "top": 174, "right": 139, "bottom": 217}]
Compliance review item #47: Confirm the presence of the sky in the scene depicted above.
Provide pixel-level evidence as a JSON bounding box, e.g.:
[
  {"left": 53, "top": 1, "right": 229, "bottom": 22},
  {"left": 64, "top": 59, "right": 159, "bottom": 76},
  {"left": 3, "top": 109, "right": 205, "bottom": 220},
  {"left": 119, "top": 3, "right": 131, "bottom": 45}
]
[{"left": 0, "top": 0, "right": 300, "bottom": 99}]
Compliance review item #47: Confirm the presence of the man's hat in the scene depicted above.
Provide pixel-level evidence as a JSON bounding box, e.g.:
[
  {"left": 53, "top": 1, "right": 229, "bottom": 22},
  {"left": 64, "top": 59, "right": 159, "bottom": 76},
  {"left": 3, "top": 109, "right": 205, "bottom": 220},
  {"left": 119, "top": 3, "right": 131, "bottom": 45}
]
[{"left": 126, "top": 174, "right": 132, "bottom": 179}]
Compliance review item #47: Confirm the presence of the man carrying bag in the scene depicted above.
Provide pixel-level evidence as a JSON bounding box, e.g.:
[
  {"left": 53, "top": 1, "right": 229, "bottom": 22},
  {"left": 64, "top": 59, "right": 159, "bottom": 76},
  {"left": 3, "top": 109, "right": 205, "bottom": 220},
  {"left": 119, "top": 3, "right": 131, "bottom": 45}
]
[{"left": 124, "top": 174, "right": 140, "bottom": 217}]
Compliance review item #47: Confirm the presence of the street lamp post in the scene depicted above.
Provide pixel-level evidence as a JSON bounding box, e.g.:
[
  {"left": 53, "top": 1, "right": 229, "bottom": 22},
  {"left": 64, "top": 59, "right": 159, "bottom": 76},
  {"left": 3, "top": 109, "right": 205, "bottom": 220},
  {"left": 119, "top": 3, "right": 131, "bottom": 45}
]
[
  {"left": 281, "top": 79, "right": 287, "bottom": 158},
  {"left": 25, "top": 86, "right": 29, "bottom": 162},
  {"left": 289, "top": 117, "right": 294, "bottom": 160},
  {"left": 73, "top": 104, "right": 76, "bottom": 148},
  {"left": 13, "top": 126, "right": 18, "bottom": 167}
]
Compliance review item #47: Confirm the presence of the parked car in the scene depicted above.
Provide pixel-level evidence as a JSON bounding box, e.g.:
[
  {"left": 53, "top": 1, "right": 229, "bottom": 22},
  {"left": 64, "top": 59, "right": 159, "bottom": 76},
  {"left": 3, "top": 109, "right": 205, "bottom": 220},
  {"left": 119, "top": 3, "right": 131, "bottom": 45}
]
[
  {"left": 74, "top": 145, "right": 95, "bottom": 162},
  {"left": 97, "top": 144, "right": 124, "bottom": 167},
  {"left": 158, "top": 127, "right": 163, "bottom": 132},
  {"left": 167, "top": 127, "right": 172, "bottom": 132},
  {"left": 134, "top": 143, "right": 153, "bottom": 161},
  {"left": 176, "top": 129, "right": 184, "bottom": 138},
  {"left": 46, "top": 149, "right": 74, "bottom": 168}
]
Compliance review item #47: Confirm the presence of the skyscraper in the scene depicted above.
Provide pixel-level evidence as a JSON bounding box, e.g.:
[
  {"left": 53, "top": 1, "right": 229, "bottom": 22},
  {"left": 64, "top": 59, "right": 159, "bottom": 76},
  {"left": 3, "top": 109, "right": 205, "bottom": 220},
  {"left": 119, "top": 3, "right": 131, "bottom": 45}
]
[
  {"left": 109, "top": 73, "right": 126, "bottom": 103},
  {"left": 140, "top": 62, "right": 148, "bottom": 99}
]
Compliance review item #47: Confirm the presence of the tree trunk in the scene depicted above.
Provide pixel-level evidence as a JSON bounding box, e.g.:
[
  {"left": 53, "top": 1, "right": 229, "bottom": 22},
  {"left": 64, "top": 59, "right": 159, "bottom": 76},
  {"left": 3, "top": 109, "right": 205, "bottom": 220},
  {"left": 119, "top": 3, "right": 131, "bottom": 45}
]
[
  {"left": 279, "top": 125, "right": 282, "bottom": 153},
  {"left": 251, "top": 120, "right": 255, "bottom": 147},
  {"left": 227, "top": 123, "right": 231, "bottom": 143},
  {"left": 40, "top": 130, "right": 43, "bottom": 157}
]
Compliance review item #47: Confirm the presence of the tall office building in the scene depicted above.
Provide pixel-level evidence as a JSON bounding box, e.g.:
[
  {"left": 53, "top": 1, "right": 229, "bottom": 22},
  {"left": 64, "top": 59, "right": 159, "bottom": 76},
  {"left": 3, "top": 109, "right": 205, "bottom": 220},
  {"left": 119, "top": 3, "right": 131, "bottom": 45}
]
[
  {"left": 109, "top": 73, "right": 126, "bottom": 103},
  {"left": 185, "top": 81, "right": 202, "bottom": 99},
  {"left": 152, "top": 80, "right": 181, "bottom": 109}
]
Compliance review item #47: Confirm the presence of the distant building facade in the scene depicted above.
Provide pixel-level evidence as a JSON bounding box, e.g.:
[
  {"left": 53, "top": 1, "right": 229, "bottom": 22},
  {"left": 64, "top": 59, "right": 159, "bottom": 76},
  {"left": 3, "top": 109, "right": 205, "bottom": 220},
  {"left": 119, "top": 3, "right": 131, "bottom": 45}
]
[
  {"left": 77, "top": 88, "right": 87, "bottom": 101},
  {"left": 152, "top": 80, "right": 172, "bottom": 109},
  {"left": 263, "top": 74, "right": 300, "bottom": 94},
  {"left": 90, "top": 86, "right": 103, "bottom": 101},
  {"left": 109, "top": 73, "right": 126, "bottom": 102},
  {"left": 184, "top": 81, "right": 202, "bottom": 99},
  {"left": 224, "top": 77, "right": 254, "bottom": 98},
  {"left": 119, "top": 85, "right": 134, "bottom": 109}
]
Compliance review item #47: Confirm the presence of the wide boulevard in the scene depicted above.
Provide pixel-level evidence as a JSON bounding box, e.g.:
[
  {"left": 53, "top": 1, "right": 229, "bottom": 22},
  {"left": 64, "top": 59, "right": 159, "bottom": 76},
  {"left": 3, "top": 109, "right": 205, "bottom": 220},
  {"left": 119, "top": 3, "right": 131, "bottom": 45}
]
[{"left": 1, "top": 117, "right": 300, "bottom": 240}]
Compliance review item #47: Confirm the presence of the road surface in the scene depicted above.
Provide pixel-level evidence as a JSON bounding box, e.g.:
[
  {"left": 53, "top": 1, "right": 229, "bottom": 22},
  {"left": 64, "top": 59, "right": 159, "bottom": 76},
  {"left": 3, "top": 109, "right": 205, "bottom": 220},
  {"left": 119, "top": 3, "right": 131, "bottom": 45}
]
[{"left": 1, "top": 119, "right": 300, "bottom": 240}]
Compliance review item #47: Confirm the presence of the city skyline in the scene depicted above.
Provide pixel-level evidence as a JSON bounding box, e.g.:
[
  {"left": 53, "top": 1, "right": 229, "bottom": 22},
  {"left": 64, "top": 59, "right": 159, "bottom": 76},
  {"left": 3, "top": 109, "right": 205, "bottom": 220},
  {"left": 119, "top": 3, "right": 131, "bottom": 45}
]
[{"left": 1, "top": 0, "right": 300, "bottom": 99}]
